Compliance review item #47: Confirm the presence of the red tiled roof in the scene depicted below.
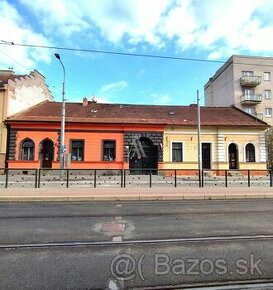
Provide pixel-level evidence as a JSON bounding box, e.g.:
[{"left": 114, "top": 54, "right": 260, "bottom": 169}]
[{"left": 6, "top": 101, "right": 268, "bottom": 127}]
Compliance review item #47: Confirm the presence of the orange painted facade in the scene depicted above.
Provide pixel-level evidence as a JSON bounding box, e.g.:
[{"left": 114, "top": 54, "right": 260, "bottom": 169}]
[{"left": 7, "top": 122, "right": 164, "bottom": 170}]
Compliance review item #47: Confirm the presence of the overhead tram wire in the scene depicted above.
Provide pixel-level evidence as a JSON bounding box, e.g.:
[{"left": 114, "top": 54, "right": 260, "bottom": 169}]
[{"left": 1, "top": 40, "right": 273, "bottom": 67}]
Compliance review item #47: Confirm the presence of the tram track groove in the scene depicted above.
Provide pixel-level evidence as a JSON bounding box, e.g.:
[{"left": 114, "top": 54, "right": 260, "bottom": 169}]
[{"left": 1, "top": 234, "right": 273, "bottom": 249}]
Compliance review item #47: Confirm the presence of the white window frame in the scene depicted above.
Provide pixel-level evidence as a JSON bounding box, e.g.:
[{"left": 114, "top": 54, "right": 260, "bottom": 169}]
[
  {"left": 265, "top": 107, "right": 272, "bottom": 117},
  {"left": 244, "top": 143, "right": 256, "bottom": 163},
  {"left": 264, "top": 90, "right": 272, "bottom": 99},
  {"left": 264, "top": 72, "right": 271, "bottom": 81},
  {"left": 170, "top": 141, "right": 184, "bottom": 162}
]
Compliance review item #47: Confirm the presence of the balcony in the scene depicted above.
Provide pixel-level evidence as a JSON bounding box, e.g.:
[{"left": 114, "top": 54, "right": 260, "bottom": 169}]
[
  {"left": 240, "top": 94, "right": 262, "bottom": 105},
  {"left": 240, "top": 75, "right": 261, "bottom": 87}
]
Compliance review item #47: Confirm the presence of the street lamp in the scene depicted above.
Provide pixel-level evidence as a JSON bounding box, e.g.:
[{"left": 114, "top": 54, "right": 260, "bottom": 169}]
[{"left": 54, "top": 53, "right": 66, "bottom": 170}]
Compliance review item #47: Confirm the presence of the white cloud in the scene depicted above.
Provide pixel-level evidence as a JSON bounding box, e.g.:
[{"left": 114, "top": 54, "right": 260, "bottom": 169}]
[
  {"left": 100, "top": 81, "right": 128, "bottom": 94},
  {"left": 19, "top": 0, "right": 170, "bottom": 46},
  {"left": 0, "top": 1, "right": 51, "bottom": 73},
  {"left": 9, "top": 0, "right": 273, "bottom": 61}
]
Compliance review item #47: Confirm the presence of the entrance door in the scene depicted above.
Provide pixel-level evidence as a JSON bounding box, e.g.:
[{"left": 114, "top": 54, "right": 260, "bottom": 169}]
[
  {"left": 41, "top": 139, "right": 54, "bottom": 168},
  {"left": 129, "top": 137, "right": 158, "bottom": 174},
  {"left": 202, "top": 143, "right": 211, "bottom": 169},
  {"left": 228, "top": 143, "right": 238, "bottom": 169}
]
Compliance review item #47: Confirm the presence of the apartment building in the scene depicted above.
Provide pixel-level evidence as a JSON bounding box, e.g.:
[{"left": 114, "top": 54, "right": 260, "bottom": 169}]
[
  {"left": 0, "top": 70, "right": 53, "bottom": 168},
  {"left": 205, "top": 55, "right": 273, "bottom": 126}
]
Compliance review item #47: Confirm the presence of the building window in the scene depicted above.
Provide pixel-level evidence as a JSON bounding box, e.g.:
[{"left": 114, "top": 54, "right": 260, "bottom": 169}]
[
  {"left": 242, "top": 71, "right": 253, "bottom": 76},
  {"left": 265, "top": 108, "right": 272, "bottom": 117},
  {"left": 264, "top": 72, "right": 271, "bottom": 81},
  {"left": 245, "top": 143, "right": 255, "bottom": 162},
  {"left": 103, "top": 141, "right": 116, "bottom": 161},
  {"left": 265, "top": 90, "right": 272, "bottom": 99},
  {"left": 244, "top": 89, "right": 255, "bottom": 98},
  {"left": 244, "top": 107, "right": 256, "bottom": 115},
  {"left": 172, "top": 142, "right": 183, "bottom": 162},
  {"left": 21, "top": 139, "right": 34, "bottom": 160},
  {"left": 71, "top": 140, "right": 84, "bottom": 161}
]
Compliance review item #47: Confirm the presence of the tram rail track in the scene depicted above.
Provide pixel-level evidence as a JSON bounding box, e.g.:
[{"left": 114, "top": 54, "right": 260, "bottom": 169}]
[{"left": 1, "top": 234, "right": 273, "bottom": 249}]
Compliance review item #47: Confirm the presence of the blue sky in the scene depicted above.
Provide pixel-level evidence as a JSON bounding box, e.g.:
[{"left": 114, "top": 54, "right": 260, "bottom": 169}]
[{"left": 1, "top": 0, "right": 273, "bottom": 105}]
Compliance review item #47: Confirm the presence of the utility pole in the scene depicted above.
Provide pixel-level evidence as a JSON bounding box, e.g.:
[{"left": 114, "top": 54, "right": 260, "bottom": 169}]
[{"left": 197, "top": 90, "right": 202, "bottom": 186}]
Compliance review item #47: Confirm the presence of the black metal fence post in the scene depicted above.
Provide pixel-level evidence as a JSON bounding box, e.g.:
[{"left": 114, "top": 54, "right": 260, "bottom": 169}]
[
  {"left": 198, "top": 170, "right": 201, "bottom": 187},
  {"left": 270, "top": 169, "right": 273, "bottom": 187},
  {"left": 5, "top": 169, "right": 9, "bottom": 188},
  {"left": 174, "top": 170, "right": 177, "bottom": 187},
  {"left": 66, "top": 169, "right": 70, "bottom": 188},
  {"left": 225, "top": 170, "right": 228, "bottom": 187},
  {"left": 149, "top": 170, "right": 152, "bottom": 187},
  {"left": 94, "top": 169, "right": 97, "bottom": 188},
  {"left": 120, "top": 169, "right": 123, "bottom": 188},
  {"left": 201, "top": 170, "right": 204, "bottom": 187},
  {"left": 248, "top": 170, "right": 250, "bottom": 187},
  {"left": 124, "top": 170, "right": 126, "bottom": 188},
  {"left": 34, "top": 169, "right": 38, "bottom": 188},
  {"left": 38, "top": 169, "right": 41, "bottom": 188}
]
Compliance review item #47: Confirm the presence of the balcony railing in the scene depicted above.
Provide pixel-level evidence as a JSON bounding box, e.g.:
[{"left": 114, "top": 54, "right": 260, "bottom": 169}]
[
  {"left": 240, "top": 75, "right": 261, "bottom": 87},
  {"left": 240, "top": 94, "right": 262, "bottom": 104}
]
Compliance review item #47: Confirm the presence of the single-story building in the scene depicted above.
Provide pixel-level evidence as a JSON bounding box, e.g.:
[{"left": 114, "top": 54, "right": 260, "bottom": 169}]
[{"left": 4, "top": 99, "right": 269, "bottom": 172}]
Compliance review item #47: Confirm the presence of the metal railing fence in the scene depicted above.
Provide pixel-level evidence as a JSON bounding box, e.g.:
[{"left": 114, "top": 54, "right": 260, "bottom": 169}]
[{"left": 0, "top": 168, "right": 272, "bottom": 189}]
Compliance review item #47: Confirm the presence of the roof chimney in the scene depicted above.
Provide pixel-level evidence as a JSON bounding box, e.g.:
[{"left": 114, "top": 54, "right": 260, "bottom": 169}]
[{"left": 82, "top": 97, "right": 88, "bottom": 107}]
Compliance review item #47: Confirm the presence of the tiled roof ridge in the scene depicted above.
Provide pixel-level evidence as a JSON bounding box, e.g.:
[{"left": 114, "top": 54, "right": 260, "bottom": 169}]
[{"left": 64, "top": 101, "right": 236, "bottom": 109}]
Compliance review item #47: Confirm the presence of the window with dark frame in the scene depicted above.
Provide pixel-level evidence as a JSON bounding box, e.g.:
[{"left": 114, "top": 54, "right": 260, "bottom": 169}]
[
  {"left": 71, "top": 140, "right": 84, "bottom": 161},
  {"left": 103, "top": 140, "right": 116, "bottom": 161},
  {"left": 21, "top": 139, "right": 34, "bottom": 160},
  {"left": 172, "top": 142, "right": 183, "bottom": 162},
  {"left": 245, "top": 143, "right": 255, "bottom": 162}
]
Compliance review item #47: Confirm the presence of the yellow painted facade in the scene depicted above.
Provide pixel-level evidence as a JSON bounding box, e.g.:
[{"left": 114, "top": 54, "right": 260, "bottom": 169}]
[{"left": 163, "top": 126, "right": 267, "bottom": 170}]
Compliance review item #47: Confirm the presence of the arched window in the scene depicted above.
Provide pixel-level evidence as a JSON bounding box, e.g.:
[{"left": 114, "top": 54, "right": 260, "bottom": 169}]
[
  {"left": 21, "top": 139, "right": 34, "bottom": 160},
  {"left": 245, "top": 143, "right": 255, "bottom": 162}
]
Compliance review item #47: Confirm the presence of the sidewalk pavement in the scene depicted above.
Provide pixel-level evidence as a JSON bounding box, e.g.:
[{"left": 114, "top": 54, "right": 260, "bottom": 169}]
[{"left": 0, "top": 186, "right": 273, "bottom": 202}]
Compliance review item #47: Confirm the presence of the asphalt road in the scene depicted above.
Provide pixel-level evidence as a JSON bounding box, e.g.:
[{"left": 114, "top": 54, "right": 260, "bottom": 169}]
[{"left": 1, "top": 200, "right": 273, "bottom": 289}]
